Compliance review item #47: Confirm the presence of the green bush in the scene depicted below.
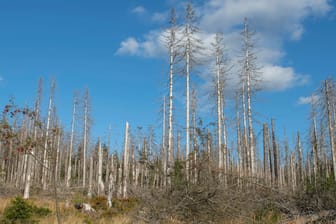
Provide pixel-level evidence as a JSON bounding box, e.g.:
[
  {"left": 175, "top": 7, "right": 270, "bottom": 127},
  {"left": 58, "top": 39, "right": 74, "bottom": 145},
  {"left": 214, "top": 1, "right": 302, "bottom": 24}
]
[
  {"left": 296, "top": 174, "right": 336, "bottom": 213},
  {"left": 31, "top": 206, "right": 51, "bottom": 217},
  {"left": 1, "top": 197, "right": 51, "bottom": 224},
  {"left": 1, "top": 197, "right": 35, "bottom": 224}
]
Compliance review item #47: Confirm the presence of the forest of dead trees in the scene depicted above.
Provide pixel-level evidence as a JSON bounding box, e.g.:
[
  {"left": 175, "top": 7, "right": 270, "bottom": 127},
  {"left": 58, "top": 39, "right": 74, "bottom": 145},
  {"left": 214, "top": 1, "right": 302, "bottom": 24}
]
[{"left": 0, "top": 2, "right": 336, "bottom": 223}]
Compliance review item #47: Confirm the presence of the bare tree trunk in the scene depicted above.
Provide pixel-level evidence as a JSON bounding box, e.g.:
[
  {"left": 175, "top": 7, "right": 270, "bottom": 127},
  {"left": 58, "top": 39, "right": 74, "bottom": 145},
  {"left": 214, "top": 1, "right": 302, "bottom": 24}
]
[
  {"left": 209, "top": 32, "right": 230, "bottom": 184},
  {"left": 222, "top": 112, "right": 228, "bottom": 185},
  {"left": 21, "top": 120, "right": 30, "bottom": 187},
  {"left": 87, "top": 152, "right": 93, "bottom": 198},
  {"left": 271, "top": 119, "right": 278, "bottom": 187},
  {"left": 311, "top": 95, "right": 319, "bottom": 186},
  {"left": 23, "top": 152, "right": 33, "bottom": 199},
  {"left": 42, "top": 80, "right": 55, "bottom": 190},
  {"left": 206, "top": 130, "right": 212, "bottom": 174},
  {"left": 98, "top": 139, "right": 105, "bottom": 196},
  {"left": 53, "top": 144, "right": 61, "bottom": 224},
  {"left": 319, "top": 121, "right": 329, "bottom": 177},
  {"left": 296, "top": 132, "right": 303, "bottom": 184},
  {"left": 267, "top": 127, "right": 273, "bottom": 185},
  {"left": 185, "top": 24, "right": 191, "bottom": 182},
  {"left": 167, "top": 9, "right": 176, "bottom": 187},
  {"left": 83, "top": 88, "right": 89, "bottom": 188},
  {"left": 135, "top": 160, "right": 139, "bottom": 187},
  {"left": 242, "top": 83, "right": 249, "bottom": 177},
  {"left": 263, "top": 124, "right": 268, "bottom": 181},
  {"left": 244, "top": 19, "right": 255, "bottom": 177},
  {"left": 118, "top": 165, "right": 122, "bottom": 198},
  {"left": 325, "top": 80, "right": 336, "bottom": 183},
  {"left": 73, "top": 158, "right": 77, "bottom": 183},
  {"left": 182, "top": 3, "right": 202, "bottom": 183},
  {"left": 123, "top": 122, "right": 130, "bottom": 198},
  {"left": 24, "top": 79, "right": 42, "bottom": 199},
  {"left": 105, "top": 155, "right": 110, "bottom": 186},
  {"left": 162, "top": 96, "right": 167, "bottom": 187},
  {"left": 191, "top": 88, "right": 198, "bottom": 184},
  {"left": 66, "top": 95, "right": 76, "bottom": 188},
  {"left": 107, "top": 153, "right": 115, "bottom": 207},
  {"left": 107, "top": 170, "right": 114, "bottom": 208},
  {"left": 285, "top": 139, "right": 290, "bottom": 188},
  {"left": 290, "top": 152, "right": 296, "bottom": 192},
  {"left": 54, "top": 126, "right": 61, "bottom": 182},
  {"left": 63, "top": 142, "right": 69, "bottom": 185},
  {"left": 216, "top": 34, "right": 223, "bottom": 183},
  {"left": 106, "top": 125, "right": 112, "bottom": 185},
  {"left": 306, "top": 150, "right": 311, "bottom": 183},
  {"left": 236, "top": 93, "right": 243, "bottom": 185},
  {"left": 131, "top": 144, "right": 136, "bottom": 186},
  {"left": 143, "top": 139, "right": 148, "bottom": 187}
]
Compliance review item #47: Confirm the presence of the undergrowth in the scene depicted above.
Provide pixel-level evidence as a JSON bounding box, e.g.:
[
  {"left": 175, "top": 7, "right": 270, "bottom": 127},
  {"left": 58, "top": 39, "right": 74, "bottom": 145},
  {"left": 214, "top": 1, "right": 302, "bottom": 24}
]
[{"left": 0, "top": 196, "right": 51, "bottom": 224}]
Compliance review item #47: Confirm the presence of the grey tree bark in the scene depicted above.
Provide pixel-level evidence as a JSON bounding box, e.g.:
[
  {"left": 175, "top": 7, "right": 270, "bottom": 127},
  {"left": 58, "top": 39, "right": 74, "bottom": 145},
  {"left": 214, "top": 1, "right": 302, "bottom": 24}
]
[
  {"left": 123, "top": 122, "right": 130, "bottom": 198},
  {"left": 324, "top": 80, "right": 336, "bottom": 183},
  {"left": 98, "top": 139, "right": 105, "bottom": 196},
  {"left": 24, "top": 78, "right": 42, "bottom": 199},
  {"left": 42, "top": 80, "right": 55, "bottom": 190},
  {"left": 66, "top": 94, "right": 77, "bottom": 188},
  {"left": 83, "top": 88, "right": 89, "bottom": 188}
]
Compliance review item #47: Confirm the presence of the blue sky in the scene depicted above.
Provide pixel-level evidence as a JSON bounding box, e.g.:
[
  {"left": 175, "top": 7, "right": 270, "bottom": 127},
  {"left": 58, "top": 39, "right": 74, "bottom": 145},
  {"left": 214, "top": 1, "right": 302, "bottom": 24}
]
[{"left": 0, "top": 0, "right": 335, "bottom": 149}]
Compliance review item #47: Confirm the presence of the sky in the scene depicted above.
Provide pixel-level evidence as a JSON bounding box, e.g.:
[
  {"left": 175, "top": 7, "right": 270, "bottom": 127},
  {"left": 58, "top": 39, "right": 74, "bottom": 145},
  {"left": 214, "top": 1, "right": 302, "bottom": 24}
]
[{"left": 0, "top": 0, "right": 335, "bottom": 149}]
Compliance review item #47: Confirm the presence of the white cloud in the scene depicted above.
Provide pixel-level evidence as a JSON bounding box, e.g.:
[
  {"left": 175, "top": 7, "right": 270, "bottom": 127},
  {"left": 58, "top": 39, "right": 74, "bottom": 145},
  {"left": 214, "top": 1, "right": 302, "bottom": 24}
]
[
  {"left": 261, "top": 65, "right": 309, "bottom": 91},
  {"left": 200, "top": 0, "right": 331, "bottom": 40},
  {"left": 115, "top": 32, "right": 166, "bottom": 57},
  {"left": 297, "top": 94, "right": 320, "bottom": 105},
  {"left": 115, "top": 38, "right": 140, "bottom": 56},
  {"left": 116, "top": 0, "right": 332, "bottom": 91},
  {"left": 141, "top": 31, "right": 166, "bottom": 57},
  {"left": 131, "top": 6, "right": 146, "bottom": 14}
]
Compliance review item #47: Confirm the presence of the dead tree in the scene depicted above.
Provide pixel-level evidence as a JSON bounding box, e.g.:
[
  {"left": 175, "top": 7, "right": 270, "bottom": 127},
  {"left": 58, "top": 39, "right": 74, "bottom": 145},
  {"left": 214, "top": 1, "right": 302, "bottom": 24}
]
[
  {"left": 123, "top": 122, "right": 130, "bottom": 198},
  {"left": 162, "top": 96, "right": 167, "bottom": 187},
  {"left": 211, "top": 32, "right": 229, "bottom": 184},
  {"left": 182, "top": 2, "right": 202, "bottom": 182},
  {"left": 324, "top": 79, "right": 336, "bottom": 183},
  {"left": 311, "top": 94, "right": 319, "bottom": 186},
  {"left": 271, "top": 119, "right": 278, "bottom": 186},
  {"left": 66, "top": 94, "right": 77, "bottom": 188},
  {"left": 97, "top": 139, "right": 105, "bottom": 196},
  {"left": 239, "top": 18, "right": 260, "bottom": 177},
  {"left": 24, "top": 78, "right": 43, "bottom": 199},
  {"left": 88, "top": 151, "right": 93, "bottom": 198},
  {"left": 296, "top": 132, "right": 303, "bottom": 184},
  {"left": 42, "top": 80, "right": 55, "bottom": 190},
  {"left": 83, "top": 88, "right": 90, "bottom": 188},
  {"left": 164, "top": 8, "right": 178, "bottom": 187}
]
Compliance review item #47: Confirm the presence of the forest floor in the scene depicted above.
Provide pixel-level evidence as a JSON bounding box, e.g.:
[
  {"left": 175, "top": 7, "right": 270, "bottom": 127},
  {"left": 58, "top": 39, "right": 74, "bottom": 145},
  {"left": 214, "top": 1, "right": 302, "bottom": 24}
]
[
  {"left": 1, "top": 182, "right": 336, "bottom": 224},
  {"left": 1, "top": 195, "right": 335, "bottom": 224},
  {"left": 0, "top": 196, "right": 133, "bottom": 224}
]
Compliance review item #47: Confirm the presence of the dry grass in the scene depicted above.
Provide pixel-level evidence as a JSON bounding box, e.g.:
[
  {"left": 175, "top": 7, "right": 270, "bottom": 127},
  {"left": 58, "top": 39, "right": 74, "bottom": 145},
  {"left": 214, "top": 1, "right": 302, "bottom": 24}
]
[
  {"left": 37, "top": 215, "right": 133, "bottom": 224},
  {"left": 1, "top": 195, "right": 327, "bottom": 223},
  {"left": 0, "top": 196, "right": 135, "bottom": 224},
  {"left": 0, "top": 198, "right": 11, "bottom": 214}
]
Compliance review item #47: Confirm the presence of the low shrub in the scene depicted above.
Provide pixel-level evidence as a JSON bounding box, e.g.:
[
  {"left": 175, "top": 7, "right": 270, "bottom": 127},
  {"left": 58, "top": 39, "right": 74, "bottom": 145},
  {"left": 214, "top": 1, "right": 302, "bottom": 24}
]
[
  {"left": 31, "top": 206, "right": 51, "bottom": 217},
  {"left": 0, "top": 196, "right": 51, "bottom": 224}
]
